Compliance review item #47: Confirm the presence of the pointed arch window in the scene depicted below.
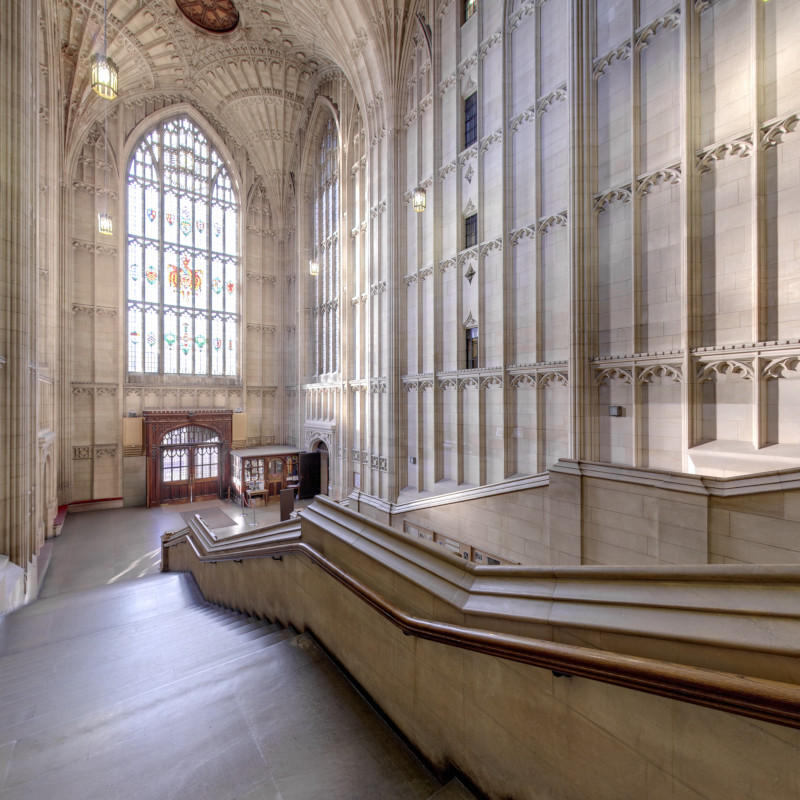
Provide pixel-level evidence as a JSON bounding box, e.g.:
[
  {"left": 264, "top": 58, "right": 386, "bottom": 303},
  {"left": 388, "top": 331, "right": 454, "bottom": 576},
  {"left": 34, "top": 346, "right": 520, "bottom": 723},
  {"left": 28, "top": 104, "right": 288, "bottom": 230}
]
[
  {"left": 310, "top": 115, "right": 339, "bottom": 377},
  {"left": 126, "top": 117, "right": 239, "bottom": 376}
]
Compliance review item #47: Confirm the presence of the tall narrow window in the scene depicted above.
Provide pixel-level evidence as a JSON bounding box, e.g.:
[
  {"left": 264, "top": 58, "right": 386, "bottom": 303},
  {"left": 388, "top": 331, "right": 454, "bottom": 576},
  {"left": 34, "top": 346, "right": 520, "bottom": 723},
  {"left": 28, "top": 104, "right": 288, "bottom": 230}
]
[
  {"left": 464, "top": 0, "right": 477, "bottom": 22},
  {"left": 127, "top": 117, "right": 239, "bottom": 377},
  {"left": 311, "top": 115, "right": 339, "bottom": 377},
  {"left": 466, "top": 327, "right": 479, "bottom": 370},
  {"left": 464, "top": 92, "right": 478, "bottom": 148},
  {"left": 465, "top": 213, "right": 478, "bottom": 249}
]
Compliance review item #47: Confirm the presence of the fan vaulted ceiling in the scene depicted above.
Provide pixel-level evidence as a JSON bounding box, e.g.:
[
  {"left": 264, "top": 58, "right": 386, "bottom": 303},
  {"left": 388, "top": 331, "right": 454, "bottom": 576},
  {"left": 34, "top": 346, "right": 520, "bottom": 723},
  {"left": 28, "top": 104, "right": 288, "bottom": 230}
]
[{"left": 57, "top": 0, "right": 423, "bottom": 210}]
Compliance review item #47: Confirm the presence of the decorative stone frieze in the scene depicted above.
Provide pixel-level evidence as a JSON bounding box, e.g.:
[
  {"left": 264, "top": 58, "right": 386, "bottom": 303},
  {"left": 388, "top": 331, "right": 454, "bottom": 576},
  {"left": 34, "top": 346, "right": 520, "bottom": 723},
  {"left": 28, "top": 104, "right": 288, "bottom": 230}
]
[
  {"left": 72, "top": 181, "right": 118, "bottom": 199},
  {"left": 761, "top": 112, "right": 800, "bottom": 149},
  {"left": 72, "top": 240, "right": 118, "bottom": 255},
  {"left": 593, "top": 41, "right": 632, "bottom": 79},
  {"left": 479, "top": 129, "right": 502, "bottom": 154},
  {"left": 638, "top": 365, "right": 683, "bottom": 384},
  {"left": 593, "top": 366, "right": 634, "bottom": 385},
  {"left": 94, "top": 445, "right": 118, "bottom": 458},
  {"left": 594, "top": 186, "right": 633, "bottom": 213},
  {"left": 762, "top": 356, "right": 800, "bottom": 379},
  {"left": 696, "top": 360, "right": 755, "bottom": 382},
  {"left": 439, "top": 160, "right": 457, "bottom": 179},
  {"left": 538, "top": 213, "right": 568, "bottom": 234},
  {"left": 508, "top": 0, "right": 538, "bottom": 33},
  {"left": 637, "top": 165, "right": 681, "bottom": 196},
  {"left": 510, "top": 225, "right": 537, "bottom": 246},
  {"left": 635, "top": 10, "right": 680, "bottom": 54},
  {"left": 370, "top": 281, "right": 387, "bottom": 296},
  {"left": 72, "top": 446, "right": 92, "bottom": 460},
  {"left": 696, "top": 135, "right": 753, "bottom": 173}
]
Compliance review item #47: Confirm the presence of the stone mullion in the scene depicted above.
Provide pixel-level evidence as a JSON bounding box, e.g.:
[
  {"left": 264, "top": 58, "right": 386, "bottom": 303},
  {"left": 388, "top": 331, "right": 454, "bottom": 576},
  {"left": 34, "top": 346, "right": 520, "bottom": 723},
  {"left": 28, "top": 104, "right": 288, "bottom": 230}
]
[
  {"left": 454, "top": 16, "right": 465, "bottom": 487},
  {"left": 752, "top": 2, "right": 766, "bottom": 448},
  {"left": 413, "top": 51, "right": 424, "bottom": 492},
  {"left": 536, "top": 379, "right": 545, "bottom": 473},
  {"left": 476, "top": 3, "right": 485, "bottom": 485},
  {"left": 432, "top": 19, "right": 445, "bottom": 485},
  {"left": 631, "top": 1, "right": 643, "bottom": 466},
  {"left": 681, "top": 0, "right": 702, "bottom": 458},
  {"left": 1, "top": 0, "right": 37, "bottom": 574},
  {"left": 533, "top": 6, "right": 543, "bottom": 367},
  {"left": 569, "top": 0, "right": 597, "bottom": 461}
]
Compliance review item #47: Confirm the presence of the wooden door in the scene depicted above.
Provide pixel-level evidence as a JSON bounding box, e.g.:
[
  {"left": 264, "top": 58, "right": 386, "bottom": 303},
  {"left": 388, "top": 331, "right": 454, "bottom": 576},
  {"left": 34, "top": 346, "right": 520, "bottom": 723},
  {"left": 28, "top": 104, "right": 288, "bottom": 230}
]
[
  {"left": 144, "top": 414, "right": 232, "bottom": 506},
  {"left": 159, "top": 442, "right": 220, "bottom": 504},
  {"left": 298, "top": 451, "right": 320, "bottom": 499}
]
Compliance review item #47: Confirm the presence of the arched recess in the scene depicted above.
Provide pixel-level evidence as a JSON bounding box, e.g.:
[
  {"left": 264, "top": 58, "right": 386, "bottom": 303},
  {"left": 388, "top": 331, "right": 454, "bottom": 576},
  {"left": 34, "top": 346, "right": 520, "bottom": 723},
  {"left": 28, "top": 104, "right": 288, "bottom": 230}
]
[
  {"left": 123, "top": 108, "right": 244, "bottom": 380},
  {"left": 298, "top": 94, "right": 343, "bottom": 380},
  {"left": 143, "top": 410, "right": 232, "bottom": 506}
]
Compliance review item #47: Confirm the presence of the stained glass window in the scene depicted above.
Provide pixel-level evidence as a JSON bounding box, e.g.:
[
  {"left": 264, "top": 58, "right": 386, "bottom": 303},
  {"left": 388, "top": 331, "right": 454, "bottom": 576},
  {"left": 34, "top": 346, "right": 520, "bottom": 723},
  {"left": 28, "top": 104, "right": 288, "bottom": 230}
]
[{"left": 127, "top": 117, "right": 239, "bottom": 376}]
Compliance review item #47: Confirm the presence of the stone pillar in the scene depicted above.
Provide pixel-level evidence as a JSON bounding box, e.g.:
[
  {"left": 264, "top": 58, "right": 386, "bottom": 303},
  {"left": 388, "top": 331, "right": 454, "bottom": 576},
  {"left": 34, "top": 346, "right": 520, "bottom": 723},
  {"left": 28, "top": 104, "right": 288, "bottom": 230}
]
[{"left": 0, "top": 0, "right": 39, "bottom": 599}]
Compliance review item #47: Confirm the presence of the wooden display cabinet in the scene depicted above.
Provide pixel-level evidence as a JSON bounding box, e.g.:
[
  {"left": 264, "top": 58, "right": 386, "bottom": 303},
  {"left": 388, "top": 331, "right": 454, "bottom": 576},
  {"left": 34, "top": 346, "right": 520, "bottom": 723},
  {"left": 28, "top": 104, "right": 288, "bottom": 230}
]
[{"left": 230, "top": 446, "right": 300, "bottom": 505}]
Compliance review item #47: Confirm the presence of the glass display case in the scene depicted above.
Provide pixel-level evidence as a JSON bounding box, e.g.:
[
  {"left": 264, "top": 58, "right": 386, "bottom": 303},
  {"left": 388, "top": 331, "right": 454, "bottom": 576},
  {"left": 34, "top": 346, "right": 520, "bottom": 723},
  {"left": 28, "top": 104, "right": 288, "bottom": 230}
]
[{"left": 230, "top": 446, "right": 301, "bottom": 504}]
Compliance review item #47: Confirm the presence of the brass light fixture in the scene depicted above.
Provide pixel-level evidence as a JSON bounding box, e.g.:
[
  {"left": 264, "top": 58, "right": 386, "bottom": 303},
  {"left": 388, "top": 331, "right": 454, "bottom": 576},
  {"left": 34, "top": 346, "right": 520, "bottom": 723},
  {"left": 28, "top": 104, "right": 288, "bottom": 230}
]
[
  {"left": 309, "top": 259, "right": 320, "bottom": 276},
  {"left": 91, "top": 53, "right": 118, "bottom": 100},
  {"left": 91, "top": 0, "right": 118, "bottom": 100},
  {"left": 412, "top": 185, "right": 426, "bottom": 213},
  {"left": 98, "top": 211, "right": 113, "bottom": 235}
]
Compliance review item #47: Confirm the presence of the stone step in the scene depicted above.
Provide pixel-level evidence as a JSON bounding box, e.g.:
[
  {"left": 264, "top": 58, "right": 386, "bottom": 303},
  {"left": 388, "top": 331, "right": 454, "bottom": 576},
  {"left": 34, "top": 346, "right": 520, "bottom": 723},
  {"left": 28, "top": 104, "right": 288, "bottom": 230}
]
[{"left": 428, "top": 778, "right": 482, "bottom": 799}]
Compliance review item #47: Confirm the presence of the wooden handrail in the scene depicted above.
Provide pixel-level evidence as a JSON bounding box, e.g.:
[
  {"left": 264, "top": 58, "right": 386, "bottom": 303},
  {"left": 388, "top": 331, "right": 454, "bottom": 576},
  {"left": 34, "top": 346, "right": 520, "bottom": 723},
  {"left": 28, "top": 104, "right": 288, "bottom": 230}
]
[{"left": 164, "top": 526, "right": 800, "bottom": 730}]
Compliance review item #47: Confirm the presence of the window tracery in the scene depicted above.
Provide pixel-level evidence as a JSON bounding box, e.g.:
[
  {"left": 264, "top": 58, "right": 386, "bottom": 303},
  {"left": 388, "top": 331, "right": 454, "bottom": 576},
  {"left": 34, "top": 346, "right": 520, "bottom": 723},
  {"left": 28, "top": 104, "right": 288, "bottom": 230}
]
[{"left": 127, "top": 117, "right": 239, "bottom": 377}]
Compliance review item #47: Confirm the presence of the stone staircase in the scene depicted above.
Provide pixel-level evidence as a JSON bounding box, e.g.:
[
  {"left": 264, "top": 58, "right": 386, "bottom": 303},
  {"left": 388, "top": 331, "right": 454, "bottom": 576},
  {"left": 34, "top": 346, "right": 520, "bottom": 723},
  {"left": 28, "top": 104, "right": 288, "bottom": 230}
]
[{"left": 0, "top": 573, "right": 475, "bottom": 800}]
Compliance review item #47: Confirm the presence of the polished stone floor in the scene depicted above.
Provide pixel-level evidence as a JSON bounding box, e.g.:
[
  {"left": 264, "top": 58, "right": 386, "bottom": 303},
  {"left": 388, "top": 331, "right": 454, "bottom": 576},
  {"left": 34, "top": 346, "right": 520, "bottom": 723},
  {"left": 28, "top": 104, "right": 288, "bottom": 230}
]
[{"left": 0, "top": 503, "right": 473, "bottom": 799}]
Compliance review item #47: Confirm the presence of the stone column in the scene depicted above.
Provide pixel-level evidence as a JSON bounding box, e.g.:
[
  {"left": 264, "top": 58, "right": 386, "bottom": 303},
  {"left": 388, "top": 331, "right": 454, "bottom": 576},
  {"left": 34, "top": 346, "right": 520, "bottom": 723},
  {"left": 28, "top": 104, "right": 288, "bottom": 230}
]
[{"left": 0, "top": 0, "right": 39, "bottom": 597}]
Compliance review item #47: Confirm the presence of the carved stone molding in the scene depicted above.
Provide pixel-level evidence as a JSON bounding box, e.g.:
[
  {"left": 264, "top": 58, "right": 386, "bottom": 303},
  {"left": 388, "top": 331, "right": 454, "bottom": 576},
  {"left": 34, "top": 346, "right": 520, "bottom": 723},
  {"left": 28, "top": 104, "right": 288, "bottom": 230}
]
[
  {"left": 696, "top": 136, "right": 753, "bottom": 174},
  {"left": 637, "top": 164, "right": 681, "bottom": 196},
  {"left": 539, "top": 371, "right": 569, "bottom": 388},
  {"left": 481, "top": 375, "right": 503, "bottom": 390},
  {"left": 696, "top": 360, "right": 755, "bottom": 382},
  {"left": 439, "top": 160, "right": 457, "bottom": 180},
  {"left": 72, "top": 446, "right": 92, "bottom": 460},
  {"left": 403, "top": 273, "right": 418, "bottom": 288},
  {"left": 95, "top": 444, "right": 118, "bottom": 458},
  {"left": 538, "top": 212, "right": 568, "bottom": 235},
  {"left": 479, "top": 238, "right": 503, "bottom": 258},
  {"left": 370, "top": 378, "right": 387, "bottom": 394},
  {"left": 459, "top": 376, "right": 480, "bottom": 391},
  {"left": 72, "top": 181, "right": 118, "bottom": 199},
  {"left": 479, "top": 129, "right": 503, "bottom": 154},
  {"left": 72, "top": 239, "right": 118, "bottom": 255},
  {"left": 508, "top": 0, "right": 540, "bottom": 33},
  {"left": 635, "top": 11, "right": 680, "bottom": 54},
  {"left": 594, "top": 186, "right": 633, "bottom": 213},
  {"left": 439, "top": 257, "right": 456, "bottom": 274},
  {"left": 510, "top": 225, "right": 537, "bottom": 246},
  {"left": 457, "top": 146, "right": 478, "bottom": 168},
  {"left": 72, "top": 303, "right": 120, "bottom": 317},
  {"left": 638, "top": 364, "right": 683, "bottom": 384},
  {"left": 594, "top": 366, "right": 634, "bottom": 385},
  {"left": 762, "top": 356, "right": 800, "bottom": 379},
  {"left": 593, "top": 41, "right": 632, "bottom": 80},
  {"left": 370, "top": 281, "right": 387, "bottom": 296},
  {"left": 762, "top": 112, "right": 800, "bottom": 149}
]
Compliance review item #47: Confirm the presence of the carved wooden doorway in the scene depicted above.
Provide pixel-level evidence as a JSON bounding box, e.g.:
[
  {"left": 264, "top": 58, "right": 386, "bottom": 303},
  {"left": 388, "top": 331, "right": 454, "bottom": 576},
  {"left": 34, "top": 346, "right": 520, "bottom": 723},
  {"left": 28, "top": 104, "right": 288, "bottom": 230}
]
[{"left": 144, "top": 410, "right": 232, "bottom": 507}]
